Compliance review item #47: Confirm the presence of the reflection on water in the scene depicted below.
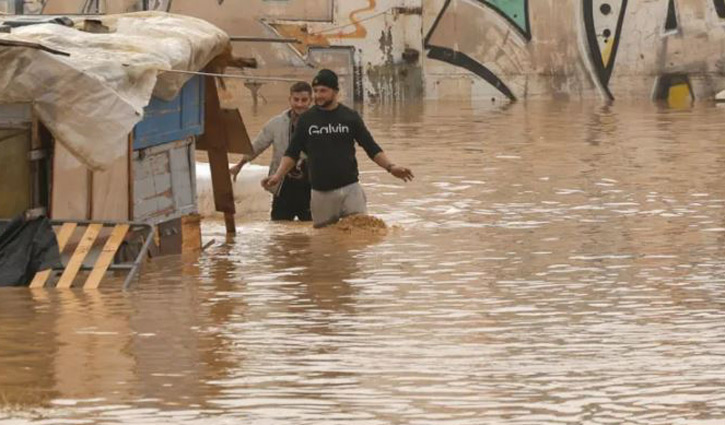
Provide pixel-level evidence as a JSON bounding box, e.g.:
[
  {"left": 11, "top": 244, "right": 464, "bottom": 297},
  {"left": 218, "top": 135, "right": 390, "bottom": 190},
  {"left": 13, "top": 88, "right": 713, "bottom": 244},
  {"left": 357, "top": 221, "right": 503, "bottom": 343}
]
[{"left": 3, "top": 100, "right": 725, "bottom": 424}]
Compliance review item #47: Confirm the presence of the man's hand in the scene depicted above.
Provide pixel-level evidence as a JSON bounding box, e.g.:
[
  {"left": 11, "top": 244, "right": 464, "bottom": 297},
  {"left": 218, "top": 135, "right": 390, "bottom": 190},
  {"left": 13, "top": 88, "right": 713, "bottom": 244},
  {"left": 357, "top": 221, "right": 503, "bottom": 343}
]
[
  {"left": 288, "top": 159, "right": 305, "bottom": 179},
  {"left": 230, "top": 161, "right": 245, "bottom": 182},
  {"left": 390, "top": 165, "right": 414, "bottom": 182},
  {"left": 261, "top": 174, "right": 282, "bottom": 190}
]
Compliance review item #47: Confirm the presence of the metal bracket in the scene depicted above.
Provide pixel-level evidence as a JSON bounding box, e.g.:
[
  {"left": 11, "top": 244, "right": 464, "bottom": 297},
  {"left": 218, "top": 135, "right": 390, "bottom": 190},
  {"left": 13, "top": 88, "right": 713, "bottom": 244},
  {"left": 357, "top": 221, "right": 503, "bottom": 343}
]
[{"left": 27, "top": 149, "right": 47, "bottom": 161}]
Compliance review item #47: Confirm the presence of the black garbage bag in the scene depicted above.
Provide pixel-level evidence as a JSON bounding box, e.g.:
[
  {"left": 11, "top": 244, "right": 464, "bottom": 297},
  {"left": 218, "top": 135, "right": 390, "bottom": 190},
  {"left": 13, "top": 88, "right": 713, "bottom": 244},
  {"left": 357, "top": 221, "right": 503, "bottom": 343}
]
[{"left": 0, "top": 214, "right": 62, "bottom": 287}]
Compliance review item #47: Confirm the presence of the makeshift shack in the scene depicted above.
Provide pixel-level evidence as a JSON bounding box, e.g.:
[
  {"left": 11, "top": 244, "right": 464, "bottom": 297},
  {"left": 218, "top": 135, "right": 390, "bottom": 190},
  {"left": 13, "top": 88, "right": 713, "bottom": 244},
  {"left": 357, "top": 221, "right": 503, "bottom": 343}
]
[{"left": 0, "top": 12, "right": 252, "bottom": 259}]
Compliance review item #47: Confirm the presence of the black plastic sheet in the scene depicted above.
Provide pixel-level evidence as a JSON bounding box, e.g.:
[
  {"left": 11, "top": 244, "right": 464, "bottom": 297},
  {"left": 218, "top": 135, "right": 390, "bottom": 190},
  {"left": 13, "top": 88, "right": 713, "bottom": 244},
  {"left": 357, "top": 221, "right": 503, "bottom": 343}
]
[{"left": 0, "top": 214, "right": 61, "bottom": 287}]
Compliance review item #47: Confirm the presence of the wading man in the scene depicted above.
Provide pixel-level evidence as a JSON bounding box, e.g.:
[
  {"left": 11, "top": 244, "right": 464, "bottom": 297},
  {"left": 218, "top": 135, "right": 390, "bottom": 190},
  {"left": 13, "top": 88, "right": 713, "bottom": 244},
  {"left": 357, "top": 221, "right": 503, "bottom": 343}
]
[
  {"left": 262, "top": 69, "right": 414, "bottom": 228},
  {"left": 231, "top": 81, "right": 313, "bottom": 221}
]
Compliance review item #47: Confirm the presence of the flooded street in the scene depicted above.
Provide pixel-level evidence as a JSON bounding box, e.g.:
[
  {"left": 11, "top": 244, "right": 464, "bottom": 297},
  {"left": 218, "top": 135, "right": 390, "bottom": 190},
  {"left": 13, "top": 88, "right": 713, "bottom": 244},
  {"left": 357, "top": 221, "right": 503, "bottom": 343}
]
[{"left": 3, "top": 100, "right": 725, "bottom": 424}]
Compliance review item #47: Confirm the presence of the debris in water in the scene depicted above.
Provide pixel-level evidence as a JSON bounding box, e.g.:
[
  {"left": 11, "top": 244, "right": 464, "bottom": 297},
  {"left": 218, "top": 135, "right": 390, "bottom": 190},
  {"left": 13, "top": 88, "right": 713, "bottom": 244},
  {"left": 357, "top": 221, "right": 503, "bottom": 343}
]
[{"left": 331, "top": 215, "right": 388, "bottom": 234}]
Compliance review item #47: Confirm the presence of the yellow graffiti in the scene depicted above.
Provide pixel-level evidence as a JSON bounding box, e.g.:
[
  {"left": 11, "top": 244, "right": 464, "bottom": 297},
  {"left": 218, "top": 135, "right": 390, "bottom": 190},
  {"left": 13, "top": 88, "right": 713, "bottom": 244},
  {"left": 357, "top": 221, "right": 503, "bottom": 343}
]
[
  {"left": 602, "top": 37, "right": 614, "bottom": 68},
  {"left": 270, "top": 23, "right": 332, "bottom": 55},
  {"left": 331, "top": 0, "right": 376, "bottom": 40},
  {"left": 668, "top": 83, "right": 692, "bottom": 108},
  {"left": 271, "top": 0, "right": 376, "bottom": 56}
]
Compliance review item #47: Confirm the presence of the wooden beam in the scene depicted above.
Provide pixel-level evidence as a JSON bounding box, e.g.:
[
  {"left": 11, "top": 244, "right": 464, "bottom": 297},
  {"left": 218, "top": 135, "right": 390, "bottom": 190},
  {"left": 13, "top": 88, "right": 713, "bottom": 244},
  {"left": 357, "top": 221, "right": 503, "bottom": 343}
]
[
  {"left": 0, "top": 39, "right": 70, "bottom": 56},
  {"left": 198, "top": 75, "right": 237, "bottom": 234},
  {"left": 127, "top": 134, "right": 134, "bottom": 220},
  {"left": 87, "top": 169, "right": 93, "bottom": 220},
  {"left": 230, "top": 36, "right": 299, "bottom": 43},
  {"left": 56, "top": 223, "right": 101, "bottom": 288},
  {"left": 84, "top": 224, "right": 129, "bottom": 289},
  {"left": 29, "top": 222, "right": 77, "bottom": 288}
]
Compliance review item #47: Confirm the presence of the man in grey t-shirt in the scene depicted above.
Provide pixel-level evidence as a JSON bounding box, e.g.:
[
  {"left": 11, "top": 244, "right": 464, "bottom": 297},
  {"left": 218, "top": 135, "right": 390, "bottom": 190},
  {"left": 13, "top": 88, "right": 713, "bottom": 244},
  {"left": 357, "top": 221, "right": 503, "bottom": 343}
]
[{"left": 231, "top": 82, "right": 313, "bottom": 221}]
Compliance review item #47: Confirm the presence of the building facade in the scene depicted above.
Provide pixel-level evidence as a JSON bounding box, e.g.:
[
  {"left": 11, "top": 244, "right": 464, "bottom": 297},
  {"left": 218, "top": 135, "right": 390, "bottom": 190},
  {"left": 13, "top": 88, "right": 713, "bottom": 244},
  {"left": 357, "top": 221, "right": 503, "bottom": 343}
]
[{"left": 7, "top": 0, "right": 725, "bottom": 104}]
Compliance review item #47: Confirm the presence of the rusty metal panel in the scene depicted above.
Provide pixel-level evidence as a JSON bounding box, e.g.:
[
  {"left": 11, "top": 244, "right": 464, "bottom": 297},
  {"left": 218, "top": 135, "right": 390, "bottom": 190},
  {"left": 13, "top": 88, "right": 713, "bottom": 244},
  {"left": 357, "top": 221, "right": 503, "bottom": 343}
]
[
  {"left": 0, "top": 103, "right": 33, "bottom": 219},
  {"left": 132, "top": 138, "right": 197, "bottom": 225},
  {"left": 0, "top": 103, "right": 32, "bottom": 128},
  {"left": 0, "top": 129, "right": 32, "bottom": 218}
]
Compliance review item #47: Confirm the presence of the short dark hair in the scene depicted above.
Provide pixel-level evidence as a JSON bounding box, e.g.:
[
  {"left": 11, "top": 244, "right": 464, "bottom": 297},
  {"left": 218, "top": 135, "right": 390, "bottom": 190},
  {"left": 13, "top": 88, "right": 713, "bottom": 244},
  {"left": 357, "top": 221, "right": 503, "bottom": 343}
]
[{"left": 290, "top": 81, "right": 312, "bottom": 95}]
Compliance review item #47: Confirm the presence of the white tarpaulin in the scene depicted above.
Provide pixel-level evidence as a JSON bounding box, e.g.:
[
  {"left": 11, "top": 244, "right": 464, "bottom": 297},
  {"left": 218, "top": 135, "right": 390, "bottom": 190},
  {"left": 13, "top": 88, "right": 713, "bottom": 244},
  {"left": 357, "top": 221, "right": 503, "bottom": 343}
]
[{"left": 0, "top": 12, "right": 229, "bottom": 170}]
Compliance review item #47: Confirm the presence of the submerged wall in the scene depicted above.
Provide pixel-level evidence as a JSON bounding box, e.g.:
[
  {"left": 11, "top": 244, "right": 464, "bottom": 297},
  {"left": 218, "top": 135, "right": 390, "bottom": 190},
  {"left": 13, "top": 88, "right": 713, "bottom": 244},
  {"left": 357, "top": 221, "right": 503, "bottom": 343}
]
[
  {"left": 18, "top": 0, "right": 725, "bottom": 104},
  {"left": 424, "top": 0, "right": 725, "bottom": 104}
]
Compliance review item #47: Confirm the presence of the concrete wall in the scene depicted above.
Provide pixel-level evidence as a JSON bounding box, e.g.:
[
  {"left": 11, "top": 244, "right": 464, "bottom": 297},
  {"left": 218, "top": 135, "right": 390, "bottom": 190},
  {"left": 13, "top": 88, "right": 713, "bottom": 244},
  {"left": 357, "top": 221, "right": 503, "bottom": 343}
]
[
  {"left": 424, "top": 0, "right": 725, "bottom": 103},
  {"left": 33, "top": 0, "right": 425, "bottom": 104},
  {"left": 26, "top": 0, "right": 725, "bottom": 104}
]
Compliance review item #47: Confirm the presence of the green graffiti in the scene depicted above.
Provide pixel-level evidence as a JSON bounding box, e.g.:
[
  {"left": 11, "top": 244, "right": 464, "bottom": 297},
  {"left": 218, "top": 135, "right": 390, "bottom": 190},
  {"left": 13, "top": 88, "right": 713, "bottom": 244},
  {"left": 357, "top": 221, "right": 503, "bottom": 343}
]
[{"left": 482, "top": 0, "right": 529, "bottom": 38}]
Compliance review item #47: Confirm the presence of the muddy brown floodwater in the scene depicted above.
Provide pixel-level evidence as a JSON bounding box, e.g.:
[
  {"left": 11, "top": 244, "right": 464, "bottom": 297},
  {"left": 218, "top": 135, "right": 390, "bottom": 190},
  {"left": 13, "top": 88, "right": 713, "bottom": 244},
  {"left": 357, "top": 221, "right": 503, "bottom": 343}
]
[{"left": 2, "top": 100, "right": 725, "bottom": 424}]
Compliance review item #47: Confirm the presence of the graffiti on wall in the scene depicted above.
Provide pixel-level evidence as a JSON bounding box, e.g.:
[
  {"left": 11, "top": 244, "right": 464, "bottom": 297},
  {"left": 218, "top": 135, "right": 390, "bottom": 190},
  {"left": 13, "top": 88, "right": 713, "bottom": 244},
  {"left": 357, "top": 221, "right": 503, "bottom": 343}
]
[
  {"left": 265, "top": 0, "right": 405, "bottom": 103},
  {"left": 582, "top": 0, "right": 628, "bottom": 100},
  {"left": 268, "top": 0, "right": 376, "bottom": 57},
  {"left": 424, "top": 0, "right": 523, "bottom": 101},
  {"left": 481, "top": 0, "right": 531, "bottom": 41},
  {"left": 37, "top": 0, "right": 170, "bottom": 13},
  {"left": 424, "top": 0, "right": 725, "bottom": 104},
  {"left": 716, "top": 0, "right": 725, "bottom": 17}
]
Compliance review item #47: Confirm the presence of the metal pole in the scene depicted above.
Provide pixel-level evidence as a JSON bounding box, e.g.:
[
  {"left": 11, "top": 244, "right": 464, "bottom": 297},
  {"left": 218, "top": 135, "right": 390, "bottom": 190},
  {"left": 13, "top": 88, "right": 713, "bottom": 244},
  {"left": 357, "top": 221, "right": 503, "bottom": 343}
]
[
  {"left": 230, "top": 36, "right": 300, "bottom": 43},
  {"left": 160, "top": 68, "right": 304, "bottom": 83},
  {"left": 123, "top": 224, "right": 155, "bottom": 290}
]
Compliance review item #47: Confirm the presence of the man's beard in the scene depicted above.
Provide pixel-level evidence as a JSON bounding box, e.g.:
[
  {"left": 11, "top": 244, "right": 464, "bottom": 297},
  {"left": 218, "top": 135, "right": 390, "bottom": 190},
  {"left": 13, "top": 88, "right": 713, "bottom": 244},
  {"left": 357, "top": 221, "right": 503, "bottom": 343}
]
[{"left": 316, "top": 98, "right": 333, "bottom": 108}]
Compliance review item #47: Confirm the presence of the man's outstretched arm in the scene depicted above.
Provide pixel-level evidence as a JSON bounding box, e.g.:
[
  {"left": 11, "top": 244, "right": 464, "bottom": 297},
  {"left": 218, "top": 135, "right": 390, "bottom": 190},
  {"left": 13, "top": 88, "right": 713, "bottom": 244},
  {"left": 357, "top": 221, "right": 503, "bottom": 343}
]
[
  {"left": 231, "top": 124, "right": 274, "bottom": 181},
  {"left": 353, "top": 113, "right": 414, "bottom": 183},
  {"left": 373, "top": 152, "right": 414, "bottom": 182}
]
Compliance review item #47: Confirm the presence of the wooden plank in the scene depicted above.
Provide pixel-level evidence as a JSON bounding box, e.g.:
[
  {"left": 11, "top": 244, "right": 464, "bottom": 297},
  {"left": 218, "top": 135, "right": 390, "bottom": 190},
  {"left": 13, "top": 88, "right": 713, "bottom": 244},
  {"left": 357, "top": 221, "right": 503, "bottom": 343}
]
[
  {"left": 224, "top": 212, "right": 236, "bottom": 235},
  {"left": 198, "top": 75, "right": 235, "bottom": 230},
  {"left": 181, "top": 214, "right": 202, "bottom": 254},
  {"left": 84, "top": 224, "right": 129, "bottom": 289},
  {"left": 0, "top": 39, "right": 70, "bottom": 57},
  {"left": 128, "top": 134, "right": 134, "bottom": 220},
  {"left": 196, "top": 76, "right": 252, "bottom": 155},
  {"left": 208, "top": 148, "right": 236, "bottom": 233},
  {"left": 51, "top": 143, "right": 89, "bottom": 220},
  {"left": 196, "top": 75, "right": 226, "bottom": 152},
  {"left": 87, "top": 169, "right": 94, "bottom": 220},
  {"left": 55, "top": 223, "right": 78, "bottom": 251},
  {"left": 0, "top": 129, "right": 32, "bottom": 218},
  {"left": 56, "top": 224, "right": 102, "bottom": 289},
  {"left": 92, "top": 152, "right": 129, "bottom": 221},
  {"left": 29, "top": 222, "right": 77, "bottom": 288}
]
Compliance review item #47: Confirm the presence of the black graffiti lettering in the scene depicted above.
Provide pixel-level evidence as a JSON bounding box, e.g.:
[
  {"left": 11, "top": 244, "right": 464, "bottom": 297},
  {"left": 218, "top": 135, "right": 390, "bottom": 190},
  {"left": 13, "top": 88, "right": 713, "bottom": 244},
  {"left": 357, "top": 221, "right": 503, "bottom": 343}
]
[
  {"left": 583, "top": 0, "right": 628, "bottom": 100},
  {"left": 716, "top": 0, "right": 725, "bottom": 18},
  {"left": 665, "top": 0, "right": 678, "bottom": 31},
  {"left": 426, "top": 46, "right": 516, "bottom": 101}
]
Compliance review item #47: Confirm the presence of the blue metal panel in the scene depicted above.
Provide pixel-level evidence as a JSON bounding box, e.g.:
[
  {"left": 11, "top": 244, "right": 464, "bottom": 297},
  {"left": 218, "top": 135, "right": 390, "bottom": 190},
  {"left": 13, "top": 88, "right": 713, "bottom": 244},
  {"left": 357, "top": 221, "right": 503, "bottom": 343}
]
[{"left": 133, "top": 75, "right": 204, "bottom": 150}]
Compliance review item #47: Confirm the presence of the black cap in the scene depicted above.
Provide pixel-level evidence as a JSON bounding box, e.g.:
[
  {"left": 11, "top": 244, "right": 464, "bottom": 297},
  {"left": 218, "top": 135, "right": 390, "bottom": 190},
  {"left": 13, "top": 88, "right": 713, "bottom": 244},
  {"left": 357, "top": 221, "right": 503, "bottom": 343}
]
[{"left": 312, "top": 69, "right": 339, "bottom": 90}]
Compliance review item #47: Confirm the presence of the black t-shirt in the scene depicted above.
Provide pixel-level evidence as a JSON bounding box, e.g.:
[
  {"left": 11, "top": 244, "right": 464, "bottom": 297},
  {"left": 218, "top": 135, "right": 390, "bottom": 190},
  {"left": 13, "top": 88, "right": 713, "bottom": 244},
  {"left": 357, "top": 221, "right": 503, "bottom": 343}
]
[{"left": 285, "top": 104, "right": 383, "bottom": 191}]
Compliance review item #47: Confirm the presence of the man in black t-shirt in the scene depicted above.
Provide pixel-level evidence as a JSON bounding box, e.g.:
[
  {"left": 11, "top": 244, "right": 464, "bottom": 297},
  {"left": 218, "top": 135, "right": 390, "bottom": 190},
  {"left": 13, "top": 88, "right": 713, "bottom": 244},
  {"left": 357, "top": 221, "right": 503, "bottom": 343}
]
[{"left": 262, "top": 69, "right": 414, "bottom": 228}]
